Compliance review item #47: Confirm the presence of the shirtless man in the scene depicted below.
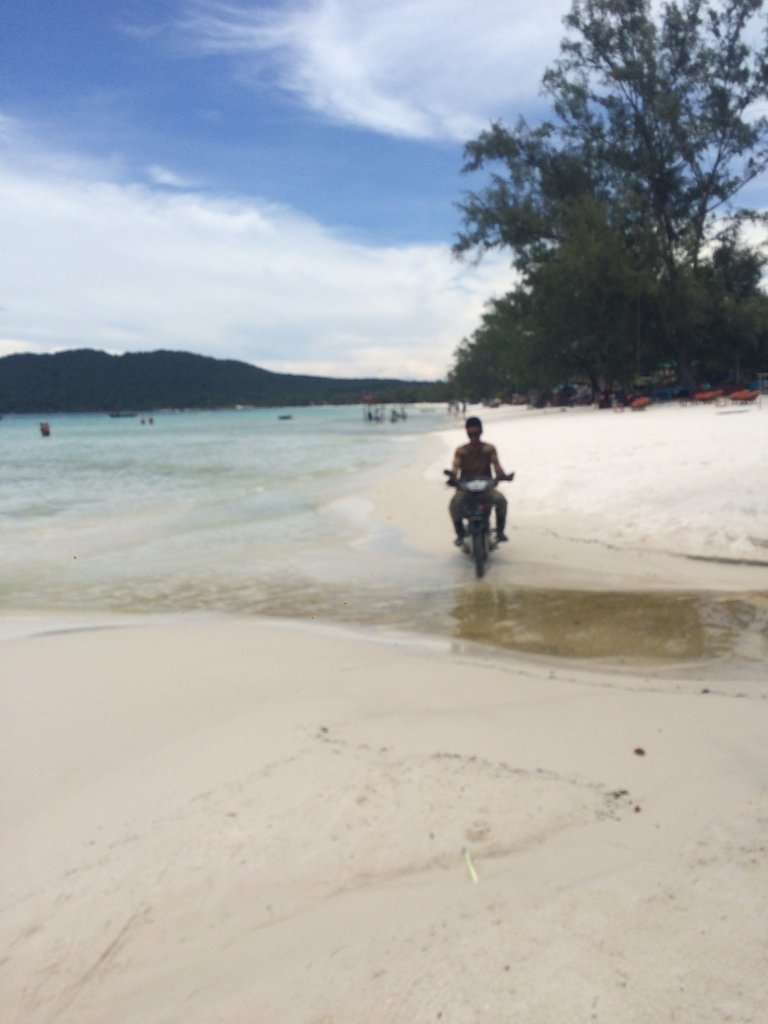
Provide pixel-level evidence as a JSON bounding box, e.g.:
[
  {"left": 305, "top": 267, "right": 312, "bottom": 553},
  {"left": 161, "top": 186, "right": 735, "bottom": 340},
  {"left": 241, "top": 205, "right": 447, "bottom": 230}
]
[{"left": 449, "top": 416, "right": 514, "bottom": 546}]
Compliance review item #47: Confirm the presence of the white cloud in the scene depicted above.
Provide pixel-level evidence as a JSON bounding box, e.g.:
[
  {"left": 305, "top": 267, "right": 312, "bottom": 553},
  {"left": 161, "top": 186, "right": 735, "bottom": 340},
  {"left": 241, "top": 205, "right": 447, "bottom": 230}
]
[
  {"left": 0, "top": 143, "right": 512, "bottom": 378},
  {"left": 146, "top": 164, "right": 201, "bottom": 189},
  {"left": 181, "top": 0, "right": 569, "bottom": 140}
]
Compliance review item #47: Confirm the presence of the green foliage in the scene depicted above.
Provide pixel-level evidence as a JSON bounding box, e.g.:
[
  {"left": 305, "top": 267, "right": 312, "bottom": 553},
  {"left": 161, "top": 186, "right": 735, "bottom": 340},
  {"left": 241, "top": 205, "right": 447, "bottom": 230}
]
[
  {"left": 695, "top": 238, "right": 768, "bottom": 379},
  {"left": 449, "top": 291, "right": 537, "bottom": 399},
  {"left": 0, "top": 350, "right": 447, "bottom": 414},
  {"left": 452, "top": 0, "right": 768, "bottom": 393}
]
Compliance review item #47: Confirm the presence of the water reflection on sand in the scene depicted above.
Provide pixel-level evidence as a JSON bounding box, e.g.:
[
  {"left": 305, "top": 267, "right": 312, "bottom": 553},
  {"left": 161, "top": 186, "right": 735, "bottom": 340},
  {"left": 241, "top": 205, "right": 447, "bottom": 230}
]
[
  {"left": 125, "top": 577, "right": 766, "bottom": 671},
  {"left": 448, "top": 586, "right": 768, "bottom": 663}
]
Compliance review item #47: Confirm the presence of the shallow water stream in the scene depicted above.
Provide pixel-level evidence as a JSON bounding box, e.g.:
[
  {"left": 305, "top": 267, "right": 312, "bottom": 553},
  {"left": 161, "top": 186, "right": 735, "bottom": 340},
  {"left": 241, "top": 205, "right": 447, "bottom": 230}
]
[{"left": 159, "top": 576, "right": 767, "bottom": 672}]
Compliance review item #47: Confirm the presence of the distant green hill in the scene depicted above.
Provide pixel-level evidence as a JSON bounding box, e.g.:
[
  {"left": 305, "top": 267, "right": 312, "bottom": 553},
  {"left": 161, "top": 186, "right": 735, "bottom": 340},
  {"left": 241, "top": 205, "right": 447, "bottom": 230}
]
[{"left": 0, "top": 349, "right": 447, "bottom": 413}]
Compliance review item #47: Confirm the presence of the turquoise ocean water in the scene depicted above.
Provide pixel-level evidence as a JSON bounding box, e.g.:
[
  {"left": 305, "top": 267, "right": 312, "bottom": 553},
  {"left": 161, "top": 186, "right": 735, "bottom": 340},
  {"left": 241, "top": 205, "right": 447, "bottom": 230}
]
[
  {"left": 1, "top": 406, "right": 451, "bottom": 628},
  {"left": 3, "top": 405, "right": 765, "bottom": 670}
]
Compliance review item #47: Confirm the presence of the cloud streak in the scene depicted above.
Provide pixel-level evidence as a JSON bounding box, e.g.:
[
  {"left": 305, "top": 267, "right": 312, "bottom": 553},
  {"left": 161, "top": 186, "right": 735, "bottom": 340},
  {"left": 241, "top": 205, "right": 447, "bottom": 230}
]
[
  {"left": 0, "top": 136, "right": 512, "bottom": 378},
  {"left": 180, "top": 0, "right": 569, "bottom": 140}
]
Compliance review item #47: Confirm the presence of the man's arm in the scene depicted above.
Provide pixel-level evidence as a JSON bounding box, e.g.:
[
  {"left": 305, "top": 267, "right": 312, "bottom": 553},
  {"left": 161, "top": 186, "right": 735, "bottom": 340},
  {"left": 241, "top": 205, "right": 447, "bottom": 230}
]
[
  {"left": 451, "top": 446, "right": 462, "bottom": 475},
  {"left": 490, "top": 445, "right": 514, "bottom": 480}
]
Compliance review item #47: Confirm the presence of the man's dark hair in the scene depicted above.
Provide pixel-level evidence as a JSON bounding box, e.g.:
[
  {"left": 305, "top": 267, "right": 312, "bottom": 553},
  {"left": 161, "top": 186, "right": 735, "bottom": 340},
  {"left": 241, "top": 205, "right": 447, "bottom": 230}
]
[{"left": 465, "top": 416, "right": 482, "bottom": 430}]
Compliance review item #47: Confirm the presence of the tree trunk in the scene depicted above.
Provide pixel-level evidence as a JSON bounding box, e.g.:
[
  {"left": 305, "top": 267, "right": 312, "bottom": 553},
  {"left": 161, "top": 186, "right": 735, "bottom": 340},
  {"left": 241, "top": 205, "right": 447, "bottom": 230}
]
[{"left": 676, "top": 350, "right": 696, "bottom": 390}]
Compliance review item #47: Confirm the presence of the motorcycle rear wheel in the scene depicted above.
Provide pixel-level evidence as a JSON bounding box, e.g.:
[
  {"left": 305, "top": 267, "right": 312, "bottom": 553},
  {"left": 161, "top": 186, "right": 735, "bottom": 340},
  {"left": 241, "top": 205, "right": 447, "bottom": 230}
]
[{"left": 471, "top": 530, "right": 486, "bottom": 578}]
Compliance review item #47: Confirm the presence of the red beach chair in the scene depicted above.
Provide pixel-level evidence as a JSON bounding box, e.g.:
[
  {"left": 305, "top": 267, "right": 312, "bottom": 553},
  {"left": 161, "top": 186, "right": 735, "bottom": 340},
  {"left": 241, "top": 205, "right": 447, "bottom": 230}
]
[{"left": 729, "top": 389, "right": 759, "bottom": 404}]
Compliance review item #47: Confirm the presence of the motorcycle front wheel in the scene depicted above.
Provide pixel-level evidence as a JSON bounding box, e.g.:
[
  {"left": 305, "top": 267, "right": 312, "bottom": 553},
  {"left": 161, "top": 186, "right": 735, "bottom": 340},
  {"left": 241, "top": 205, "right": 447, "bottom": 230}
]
[{"left": 471, "top": 530, "right": 486, "bottom": 578}]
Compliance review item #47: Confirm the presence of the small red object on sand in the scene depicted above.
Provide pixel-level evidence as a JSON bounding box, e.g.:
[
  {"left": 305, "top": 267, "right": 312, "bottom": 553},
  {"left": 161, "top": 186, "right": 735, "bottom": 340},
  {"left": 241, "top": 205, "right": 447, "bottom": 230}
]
[{"left": 730, "top": 389, "right": 759, "bottom": 403}]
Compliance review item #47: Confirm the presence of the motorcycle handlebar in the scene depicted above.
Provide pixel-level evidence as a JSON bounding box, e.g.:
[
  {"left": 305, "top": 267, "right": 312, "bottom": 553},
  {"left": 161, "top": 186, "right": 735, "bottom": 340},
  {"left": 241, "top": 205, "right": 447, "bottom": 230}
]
[{"left": 443, "top": 470, "right": 514, "bottom": 486}]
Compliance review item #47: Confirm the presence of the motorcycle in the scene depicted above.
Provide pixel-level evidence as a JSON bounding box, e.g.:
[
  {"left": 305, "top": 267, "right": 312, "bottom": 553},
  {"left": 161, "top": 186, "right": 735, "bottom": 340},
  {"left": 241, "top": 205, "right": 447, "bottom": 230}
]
[{"left": 444, "top": 470, "right": 513, "bottom": 578}]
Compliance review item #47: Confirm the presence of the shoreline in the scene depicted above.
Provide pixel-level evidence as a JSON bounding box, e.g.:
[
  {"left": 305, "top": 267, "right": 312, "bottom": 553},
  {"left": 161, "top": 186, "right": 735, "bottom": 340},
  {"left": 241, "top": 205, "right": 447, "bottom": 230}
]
[{"left": 2, "top": 400, "right": 766, "bottom": 668}]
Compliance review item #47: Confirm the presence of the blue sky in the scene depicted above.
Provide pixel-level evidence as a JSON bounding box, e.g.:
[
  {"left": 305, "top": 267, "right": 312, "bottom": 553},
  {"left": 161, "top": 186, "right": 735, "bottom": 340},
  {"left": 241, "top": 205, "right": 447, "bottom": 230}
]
[{"left": 5, "top": 0, "right": 736, "bottom": 379}]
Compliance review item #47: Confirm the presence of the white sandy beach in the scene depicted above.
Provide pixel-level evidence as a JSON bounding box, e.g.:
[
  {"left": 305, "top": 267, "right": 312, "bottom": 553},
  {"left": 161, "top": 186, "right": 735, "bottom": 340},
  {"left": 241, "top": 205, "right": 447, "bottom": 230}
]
[
  {"left": 379, "top": 399, "right": 768, "bottom": 589},
  {"left": 2, "top": 399, "right": 767, "bottom": 1023}
]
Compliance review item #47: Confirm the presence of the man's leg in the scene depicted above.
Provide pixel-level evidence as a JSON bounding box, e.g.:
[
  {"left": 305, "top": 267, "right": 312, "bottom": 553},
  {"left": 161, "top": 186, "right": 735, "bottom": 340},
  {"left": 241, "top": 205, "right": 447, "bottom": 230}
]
[
  {"left": 492, "top": 490, "right": 508, "bottom": 540},
  {"left": 449, "top": 491, "right": 466, "bottom": 544}
]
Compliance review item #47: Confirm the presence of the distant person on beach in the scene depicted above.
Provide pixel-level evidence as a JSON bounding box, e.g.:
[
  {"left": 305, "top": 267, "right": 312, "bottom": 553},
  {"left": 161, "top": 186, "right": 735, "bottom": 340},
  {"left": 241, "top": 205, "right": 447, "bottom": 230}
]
[{"left": 448, "top": 416, "right": 514, "bottom": 546}]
